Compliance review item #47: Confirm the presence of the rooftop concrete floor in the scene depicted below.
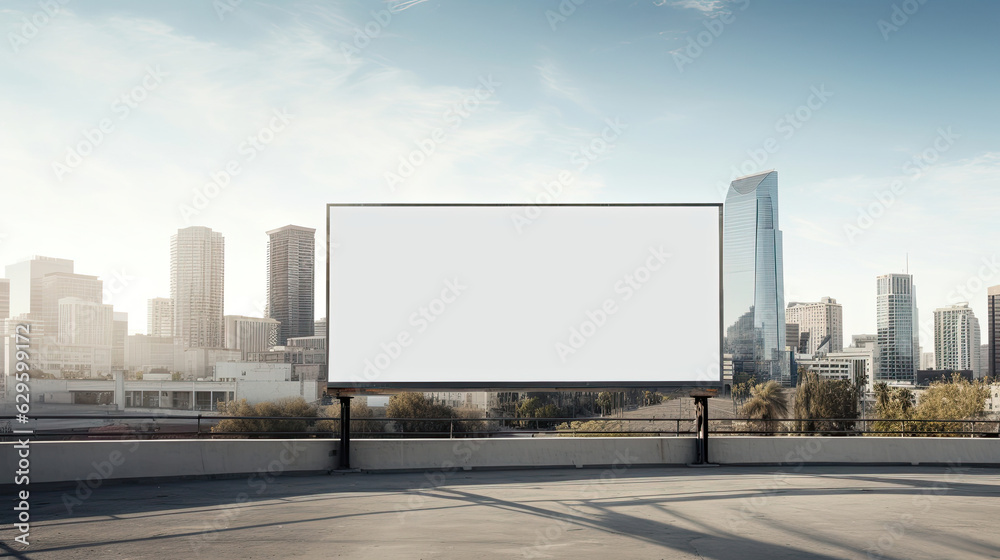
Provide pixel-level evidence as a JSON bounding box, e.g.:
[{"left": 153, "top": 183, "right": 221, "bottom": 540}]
[{"left": 5, "top": 466, "right": 1000, "bottom": 559}]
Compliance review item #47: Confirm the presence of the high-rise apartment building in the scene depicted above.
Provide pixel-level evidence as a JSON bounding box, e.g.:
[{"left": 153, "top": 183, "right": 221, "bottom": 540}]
[
  {"left": 723, "top": 170, "right": 788, "bottom": 384},
  {"left": 4, "top": 256, "right": 74, "bottom": 319},
  {"left": 40, "top": 272, "right": 103, "bottom": 342},
  {"left": 934, "top": 303, "right": 981, "bottom": 376},
  {"left": 267, "top": 225, "right": 315, "bottom": 346},
  {"left": 876, "top": 273, "right": 919, "bottom": 384},
  {"left": 786, "top": 297, "right": 843, "bottom": 355},
  {"left": 171, "top": 227, "right": 225, "bottom": 349},
  {"left": 0, "top": 278, "right": 11, "bottom": 322},
  {"left": 147, "top": 297, "right": 174, "bottom": 337},
  {"left": 0, "top": 278, "right": 9, "bottom": 322},
  {"left": 974, "top": 319, "right": 982, "bottom": 378},
  {"left": 988, "top": 285, "right": 999, "bottom": 378},
  {"left": 224, "top": 315, "right": 279, "bottom": 359},
  {"left": 57, "top": 297, "right": 113, "bottom": 346},
  {"left": 314, "top": 317, "right": 327, "bottom": 339},
  {"left": 112, "top": 312, "right": 128, "bottom": 370}
]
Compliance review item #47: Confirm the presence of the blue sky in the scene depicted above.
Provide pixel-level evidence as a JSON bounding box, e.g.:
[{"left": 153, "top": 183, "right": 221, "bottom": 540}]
[{"left": 1, "top": 0, "right": 998, "bottom": 346}]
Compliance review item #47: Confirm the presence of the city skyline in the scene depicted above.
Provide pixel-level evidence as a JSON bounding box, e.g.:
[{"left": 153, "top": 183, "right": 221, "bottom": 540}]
[
  {"left": 1, "top": 1, "right": 997, "bottom": 342},
  {"left": 3, "top": 201, "right": 997, "bottom": 348}
]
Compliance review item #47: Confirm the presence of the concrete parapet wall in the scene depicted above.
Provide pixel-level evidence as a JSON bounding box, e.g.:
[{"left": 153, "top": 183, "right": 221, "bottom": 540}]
[
  {"left": 712, "top": 436, "right": 1000, "bottom": 466},
  {"left": 350, "top": 437, "right": 695, "bottom": 471},
  {"left": 2, "top": 439, "right": 335, "bottom": 485},
  {"left": 3, "top": 436, "right": 999, "bottom": 486}
]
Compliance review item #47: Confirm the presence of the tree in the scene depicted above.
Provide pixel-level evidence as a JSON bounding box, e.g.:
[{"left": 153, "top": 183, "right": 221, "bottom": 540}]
[
  {"left": 731, "top": 378, "right": 758, "bottom": 408},
  {"left": 794, "top": 372, "right": 859, "bottom": 434},
  {"left": 910, "top": 373, "right": 988, "bottom": 435},
  {"left": 871, "top": 382, "right": 915, "bottom": 435},
  {"left": 385, "top": 393, "right": 472, "bottom": 435},
  {"left": 515, "top": 396, "right": 570, "bottom": 428},
  {"left": 212, "top": 397, "right": 319, "bottom": 437},
  {"left": 740, "top": 381, "right": 788, "bottom": 434},
  {"left": 595, "top": 392, "right": 614, "bottom": 416},
  {"left": 642, "top": 391, "right": 664, "bottom": 406},
  {"left": 316, "top": 400, "right": 383, "bottom": 436}
]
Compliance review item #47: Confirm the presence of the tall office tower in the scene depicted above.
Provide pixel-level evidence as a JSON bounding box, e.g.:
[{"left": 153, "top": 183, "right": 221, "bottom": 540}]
[
  {"left": 785, "top": 297, "right": 844, "bottom": 355},
  {"left": 0, "top": 278, "right": 9, "bottom": 321},
  {"left": 4, "top": 256, "right": 74, "bottom": 318},
  {"left": 981, "top": 344, "right": 990, "bottom": 379},
  {"left": 112, "top": 312, "right": 128, "bottom": 369},
  {"left": 876, "top": 273, "right": 919, "bottom": 384},
  {"left": 314, "top": 318, "right": 327, "bottom": 339},
  {"left": 57, "top": 298, "right": 113, "bottom": 346},
  {"left": 147, "top": 298, "right": 174, "bottom": 337},
  {"left": 267, "top": 225, "right": 315, "bottom": 346},
  {"left": 990, "top": 285, "right": 1000, "bottom": 378},
  {"left": 934, "top": 303, "right": 981, "bottom": 376},
  {"left": 224, "top": 315, "right": 279, "bottom": 359},
  {"left": 171, "top": 226, "right": 225, "bottom": 349},
  {"left": 40, "top": 273, "right": 103, "bottom": 341},
  {"left": 723, "top": 170, "right": 788, "bottom": 384},
  {"left": 973, "top": 320, "right": 982, "bottom": 378}
]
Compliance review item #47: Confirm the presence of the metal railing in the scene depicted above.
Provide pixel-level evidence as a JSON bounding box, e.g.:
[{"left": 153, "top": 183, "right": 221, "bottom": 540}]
[{"left": 2, "top": 414, "right": 999, "bottom": 440}]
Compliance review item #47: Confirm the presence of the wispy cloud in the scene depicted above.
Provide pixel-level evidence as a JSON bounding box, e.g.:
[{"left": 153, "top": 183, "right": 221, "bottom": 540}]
[
  {"left": 660, "top": 0, "right": 741, "bottom": 17},
  {"left": 534, "top": 58, "right": 597, "bottom": 115},
  {"left": 388, "top": 0, "right": 431, "bottom": 12}
]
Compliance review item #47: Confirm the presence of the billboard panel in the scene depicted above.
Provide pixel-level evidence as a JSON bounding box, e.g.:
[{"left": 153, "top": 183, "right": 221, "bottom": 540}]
[{"left": 327, "top": 204, "right": 721, "bottom": 389}]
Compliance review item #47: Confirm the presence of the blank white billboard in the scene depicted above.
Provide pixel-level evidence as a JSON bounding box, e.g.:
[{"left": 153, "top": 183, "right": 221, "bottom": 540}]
[{"left": 327, "top": 204, "right": 721, "bottom": 388}]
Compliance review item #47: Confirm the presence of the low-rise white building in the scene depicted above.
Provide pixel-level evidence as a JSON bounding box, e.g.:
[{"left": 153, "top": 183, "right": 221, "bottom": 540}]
[
  {"left": 987, "top": 383, "right": 1000, "bottom": 415},
  {"left": 224, "top": 315, "right": 279, "bottom": 359},
  {"left": 797, "top": 347, "right": 874, "bottom": 391},
  {"left": 126, "top": 335, "right": 183, "bottom": 374},
  {"left": 23, "top": 362, "right": 321, "bottom": 411},
  {"left": 184, "top": 347, "right": 241, "bottom": 379}
]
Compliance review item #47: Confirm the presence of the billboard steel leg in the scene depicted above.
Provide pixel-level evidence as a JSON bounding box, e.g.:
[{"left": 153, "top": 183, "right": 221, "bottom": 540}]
[
  {"left": 338, "top": 396, "right": 352, "bottom": 470},
  {"left": 691, "top": 395, "right": 717, "bottom": 466}
]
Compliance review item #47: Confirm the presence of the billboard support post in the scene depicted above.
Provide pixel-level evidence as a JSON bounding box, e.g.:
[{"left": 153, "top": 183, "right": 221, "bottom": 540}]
[
  {"left": 338, "top": 396, "right": 352, "bottom": 470},
  {"left": 693, "top": 395, "right": 710, "bottom": 465}
]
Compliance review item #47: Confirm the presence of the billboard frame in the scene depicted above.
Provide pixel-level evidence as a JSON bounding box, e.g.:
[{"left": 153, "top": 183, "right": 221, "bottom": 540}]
[{"left": 326, "top": 202, "right": 723, "bottom": 393}]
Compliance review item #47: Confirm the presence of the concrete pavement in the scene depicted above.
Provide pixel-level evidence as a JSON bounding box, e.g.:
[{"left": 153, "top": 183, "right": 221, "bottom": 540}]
[{"left": 4, "top": 466, "right": 1000, "bottom": 559}]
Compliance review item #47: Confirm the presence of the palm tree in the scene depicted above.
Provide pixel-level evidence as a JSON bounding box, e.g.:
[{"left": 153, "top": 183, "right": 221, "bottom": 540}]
[
  {"left": 873, "top": 381, "right": 891, "bottom": 414},
  {"left": 740, "top": 381, "right": 789, "bottom": 434}
]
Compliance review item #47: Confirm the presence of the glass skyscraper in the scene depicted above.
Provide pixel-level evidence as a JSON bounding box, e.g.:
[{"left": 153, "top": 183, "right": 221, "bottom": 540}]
[
  {"left": 876, "top": 273, "right": 919, "bottom": 384},
  {"left": 723, "top": 170, "right": 789, "bottom": 385},
  {"left": 989, "top": 285, "right": 1000, "bottom": 378}
]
